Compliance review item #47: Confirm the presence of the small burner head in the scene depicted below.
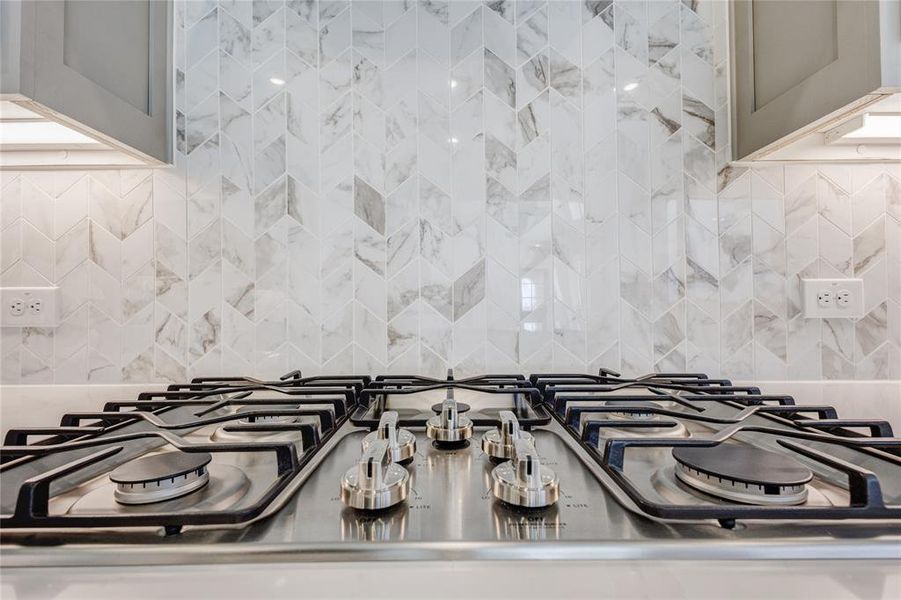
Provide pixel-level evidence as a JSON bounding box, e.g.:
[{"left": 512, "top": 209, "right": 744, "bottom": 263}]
[
  {"left": 672, "top": 445, "right": 813, "bottom": 506},
  {"left": 604, "top": 400, "right": 660, "bottom": 420},
  {"left": 110, "top": 451, "right": 212, "bottom": 505}
]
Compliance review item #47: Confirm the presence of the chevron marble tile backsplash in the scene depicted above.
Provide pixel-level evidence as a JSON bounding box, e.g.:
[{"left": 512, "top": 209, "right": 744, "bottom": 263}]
[{"left": 1, "top": 0, "right": 899, "bottom": 384}]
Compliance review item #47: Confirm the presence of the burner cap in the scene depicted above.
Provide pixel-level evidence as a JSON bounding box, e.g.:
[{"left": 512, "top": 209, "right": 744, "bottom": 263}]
[
  {"left": 110, "top": 451, "right": 212, "bottom": 505},
  {"left": 430, "top": 402, "right": 470, "bottom": 414},
  {"left": 672, "top": 445, "right": 813, "bottom": 506}
]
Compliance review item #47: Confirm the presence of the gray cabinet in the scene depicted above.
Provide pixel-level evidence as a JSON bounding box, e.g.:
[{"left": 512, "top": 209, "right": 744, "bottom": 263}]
[
  {"left": 1, "top": 0, "right": 171, "bottom": 167},
  {"left": 731, "top": 0, "right": 901, "bottom": 160}
]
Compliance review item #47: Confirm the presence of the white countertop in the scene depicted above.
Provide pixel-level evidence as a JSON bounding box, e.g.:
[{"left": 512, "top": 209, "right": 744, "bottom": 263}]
[{"left": 3, "top": 560, "right": 901, "bottom": 599}]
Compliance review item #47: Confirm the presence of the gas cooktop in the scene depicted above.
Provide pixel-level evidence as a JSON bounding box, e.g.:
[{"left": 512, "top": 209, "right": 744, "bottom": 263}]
[{"left": 1, "top": 369, "right": 900, "bottom": 566}]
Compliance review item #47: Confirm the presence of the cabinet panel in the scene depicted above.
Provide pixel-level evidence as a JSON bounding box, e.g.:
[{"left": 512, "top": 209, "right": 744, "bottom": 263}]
[
  {"left": 732, "top": 0, "right": 882, "bottom": 160},
  {"left": 62, "top": 1, "right": 151, "bottom": 114},
  {"left": 752, "top": 0, "right": 837, "bottom": 109},
  {"left": 30, "top": 0, "right": 170, "bottom": 163}
]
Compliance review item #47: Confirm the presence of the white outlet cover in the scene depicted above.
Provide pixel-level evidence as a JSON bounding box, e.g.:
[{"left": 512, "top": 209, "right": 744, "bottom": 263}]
[
  {"left": 801, "top": 278, "right": 864, "bottom": 318},
  {"left": 0, "top": 287, "right": 60, "bottom": 327}
]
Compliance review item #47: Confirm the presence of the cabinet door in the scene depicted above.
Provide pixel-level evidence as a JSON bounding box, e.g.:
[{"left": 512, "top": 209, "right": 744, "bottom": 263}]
[
  {"left": 29, "top": 0, "right": 171, "bottom": 163},
  {"left": 732, "top": 0, "right": 882, "bottom": 159}
]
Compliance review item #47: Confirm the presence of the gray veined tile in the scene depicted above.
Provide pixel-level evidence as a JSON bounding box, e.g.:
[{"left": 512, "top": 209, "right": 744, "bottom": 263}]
[
  {"left": 886, "top": 174, "right": 901, "bottom": 223},
  {"left": 618, "top": 171, "right": 651, "bottom": 234},
  {"left": 252, "top": 6, "right": 285, "bottom": 66},
  {"left": 319, "top": 6, "right": 351, "bottom": 64},
  {"left": 254, "top": 93, "right": 286, "bottom": 155},
  {"left": 486, "top": 176, "right": 519, "bottom": 234},
  {"left": 682, "top": 92, "right": 714, "bottom": 151},
  {"left": 254, "top": 175, "right": 286, "bottom": 235},
  {"left": 354, "top": 225, "right": 386, "bottom": 277},
  {"left": 753, "top": 301, "right": 786, "bottom": 361},
  {"left": 186, "top": 6, "right": 218, "bottom": 69},
  {"left": 386, "top": 7, "right": 416, "bottom": 66},
  {"left": 386, "top": 99, "right": 417, "bottom": 148},
  {"left": 419, "top": 218, "right": 454, "bottom": 276},
  {"left": 620, "top": 256, "right": 652, "bottom": 317},
  {"left": 453, "top": 259, "right": 485, "bottom": 321},
  {"left": 722, "top": 300, "right": 752, "bottom": 356},
  {"left": 421, "top": 261, "right": 453, "bottom": 321},
  {"left": 286, "top": 8, "right": 319, "bottom": 66},
  {"left": 648, "top": 3, "right": 678, "bottom": 64},
  {"left": 417, "top": 2, "right": 451, "bottom": 66},
  {"left": 516, "top": 6, "right": 547, "bottom": 65},
  {"left": 385, "top": 177, "right": 419, "bottom": 234},
  {"left": 853, "top": 216, "right": 885, "bottom": 275},
  {"left": 286, "top": 0, "right": 317, "bottom": 25},
  {"left": 486, "top": 0, "right": 514, "bottom": 23},
  {"left": 650, "top": 128, "right": 682, "bottom": 193},
  {"left": 752, "top": 215, "right": 786, "bottom": 277},
  {"left": 320, "top": 93, "right": 352, "bottom": 153},
  {"left": 786, "top": 216, "right": 818, "bottom": 275},
  {"left": 485, "top": 49, "right": 516, "bottom": 108},
  {"left": 614, "top": 3, "right": 647, "bottom": 65},
  {"left": 220, "top": 50, "right": 253, "bottom": 111},
  {"left": 653, "top": 263, "right": 686, "bottom": 319},
  {"left": 451, "top": 5, "right": 482, "bottom": 65},
  {"left": 582, "top": 5, "right": 614, "bottom": 66},
  {"left": 354, "top": 176, "right": 386, "bottom": 234},
  {"left": 516, "top": 51, "right": 548, "bottom": 110},
  {"left": 784, "top": 173, "right": 817, "bottom": 234},
  {"left": 818, "top": 215, "right": 852, "bottom": 276},
  {"left": 253, "top": 50, "right": 288, "bottom": 111},
  {"left": 549, "top": 50, "right": 581, "bottom": 105},
  {"left": 485, "top": 134, "right": 517, "bottom": 193},
  {"left": 253, "top": 136, "right": 286, "bottom": 195},
  {"left": 652, "top": 214, "right": 684, "bottom": 276},
  {"left": 821, "top": 343, "right": 854, "bottom": 380},
  {"left": 680, "top": 2, "right": 713, "bottom": 65},
  {"left": 220, "top": 6, "right": 252, "bottom": 66},
  {"left": 753, "top": 258, "right": 787, "bottom": 318},
  {"left": 516, "top": 90, "right": 549, "bottom": 149},
  {"left": 581, "top": 1, "right": 612, "bottom": 24},
  {"left": 653, "top": 301, "right": 685, "bottom": 361},
  {"left": 817, "top": 173, "right": 852, "bottom": 235},
  {"left": 719, "top": 213, "right": 752, "bottom": 279},
  {"left": 717, "top": 171, "right": 750, "bottom": 232},
  {"left": 387, "top": 218, "right": 418, "bottom": 276},
  {"left": 387, "top": 258, "right": 419, "bottom": 321},
  {"left": 855, "top": 301, "right": 888, "bottom": 359},
  {"left": 352, "top": 9, "right": 386, "bottom": 69}
]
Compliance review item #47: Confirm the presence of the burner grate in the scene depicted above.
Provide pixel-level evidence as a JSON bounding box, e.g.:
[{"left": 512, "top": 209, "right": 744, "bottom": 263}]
[
  {"left": 534, "top": 371, "right": 901, "bottom": 528},
  {"left": 0, "top": 371, "right": 368, "bottom": 533}
]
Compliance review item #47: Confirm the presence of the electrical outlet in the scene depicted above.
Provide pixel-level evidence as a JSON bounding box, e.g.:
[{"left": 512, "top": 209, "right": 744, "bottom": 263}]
[
  {"left": 801, "top": 278, "right": 864, "bottom": 318},
  {"left": 0, "top": 287, "right": 60, "bottom": 327}
]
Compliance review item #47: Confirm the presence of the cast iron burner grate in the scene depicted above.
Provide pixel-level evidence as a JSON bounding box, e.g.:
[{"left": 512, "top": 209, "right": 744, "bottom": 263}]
[
  {"left": 0, "top": 371, "right": 368, "bottom": 533},
  {"left": 533, "top": 370, "right": 901, "bottom": 528}
]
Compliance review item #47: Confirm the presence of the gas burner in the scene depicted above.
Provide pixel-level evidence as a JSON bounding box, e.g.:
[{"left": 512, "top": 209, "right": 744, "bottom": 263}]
[
  {"left": 591, "top": 400, "right": 688, "bottom": 440},
  {"left": 604, "top": 400, "right": 660, "bottom": 419},
  {"left": 672, "top": 445, "right": 813, "bottom": 506},
  {"left": 110, "top": 452, "right": 212, "bottom": 505},
  {"left": 210, "top": 408, "right": 301, "bottom": 443},
  {"left": 237, "top": 412, "right": 298, "bottom": 425}
]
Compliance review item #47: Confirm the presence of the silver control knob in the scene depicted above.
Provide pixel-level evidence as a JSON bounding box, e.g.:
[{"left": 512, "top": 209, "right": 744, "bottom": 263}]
[
  {"left": 481, "top": 411, "right": 533, "bottom": 460},
  {"left": 491, "top": 438, "right": 559, "bottom": 508},
  {"left": 426, "top": 392, "right": 473, "bottom": 444},
  {"left": 340, "top": 439, "right": 410, "bottom": 510},
  {"left": 362, "top": 411, "right": 416, "bottom": 463}
]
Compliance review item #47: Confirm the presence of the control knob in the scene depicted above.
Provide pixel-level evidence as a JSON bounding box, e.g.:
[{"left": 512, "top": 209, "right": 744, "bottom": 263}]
[
  {"left": 340, "top": 439, "right": 410, "bottom": 510},
  {"left": 491, "top": 438, "right": 559, "bottom": 508},
  {"left": 426, "top": 389, "right": 473, "bottom": 446},
  {"left": 481, "top": 410, "right": 533, "bottom": 460},
  {"left": 362, "top": 411, "right": 416, "bottom": 464}
]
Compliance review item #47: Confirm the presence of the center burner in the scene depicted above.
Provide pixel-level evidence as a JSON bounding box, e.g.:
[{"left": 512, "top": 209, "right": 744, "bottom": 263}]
[
  {"left": 110, "top": 451, "right": 212, "bottom": 505},
  {"left": 672, "top": 445, "right": 813, "bottom": 506}
]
